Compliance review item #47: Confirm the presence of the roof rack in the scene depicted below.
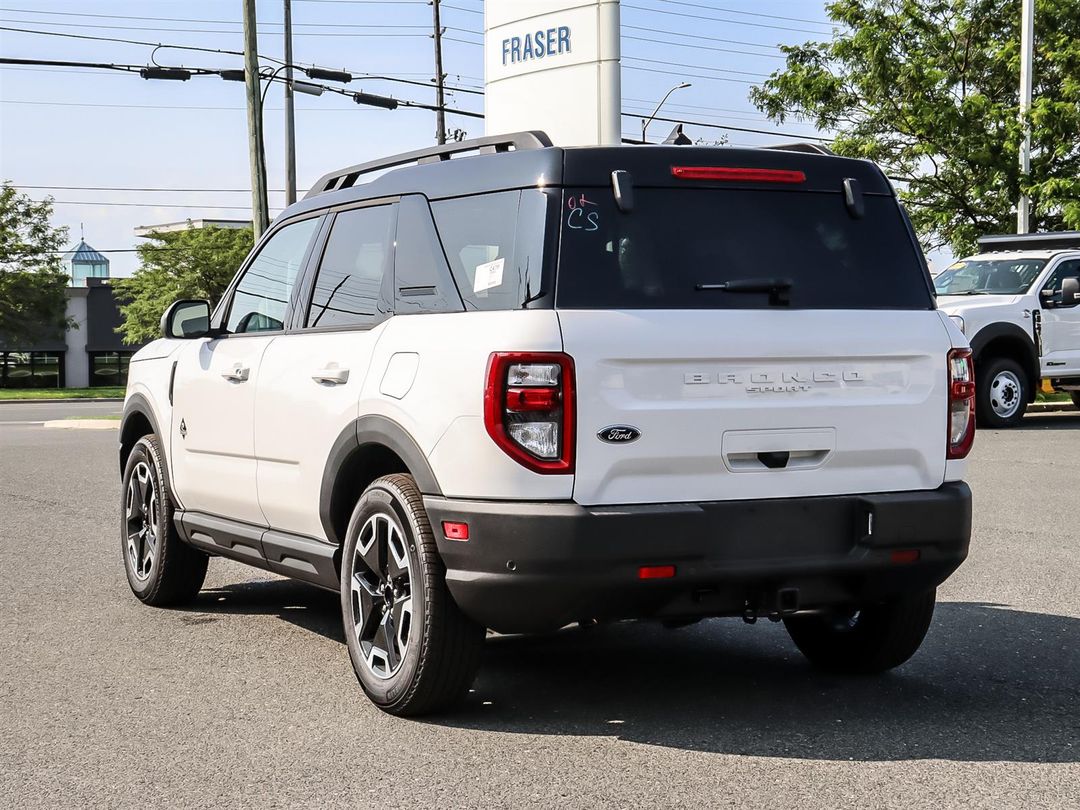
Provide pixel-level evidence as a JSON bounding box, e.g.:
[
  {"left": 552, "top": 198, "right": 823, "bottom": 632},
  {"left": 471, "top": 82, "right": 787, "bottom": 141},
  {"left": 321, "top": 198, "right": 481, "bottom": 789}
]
[
  {"left": 762, "top": 142, "right": 835, "bottom": 156},
  {"left": 304, "top": 131, "right": 553, "bottom": 199},
  {"left": 977, "top": 232, "right": 1080, "bottom": 252}
]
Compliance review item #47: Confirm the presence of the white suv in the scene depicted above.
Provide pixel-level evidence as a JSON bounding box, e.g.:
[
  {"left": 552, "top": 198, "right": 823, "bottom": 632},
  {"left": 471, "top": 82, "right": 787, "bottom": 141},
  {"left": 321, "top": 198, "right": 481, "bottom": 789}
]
[
  {"left": 119, "top": 133, "right": 974, "bottom": 716},
  {"left": 935, "top": 232, "right": 1080, "bottom": 427}
]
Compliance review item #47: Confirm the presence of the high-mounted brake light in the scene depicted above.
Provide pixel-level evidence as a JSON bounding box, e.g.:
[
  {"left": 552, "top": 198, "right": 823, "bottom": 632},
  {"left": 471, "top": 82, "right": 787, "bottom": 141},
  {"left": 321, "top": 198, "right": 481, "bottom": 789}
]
[
  {"left": 671, "top": 166, "right": 806, "bottom": 184},
  {"left": 947, "top": 348, "right": 975, "bottom": 459},
  {"left": 484, "top": 352, "right": 575, "bottom": 474}
]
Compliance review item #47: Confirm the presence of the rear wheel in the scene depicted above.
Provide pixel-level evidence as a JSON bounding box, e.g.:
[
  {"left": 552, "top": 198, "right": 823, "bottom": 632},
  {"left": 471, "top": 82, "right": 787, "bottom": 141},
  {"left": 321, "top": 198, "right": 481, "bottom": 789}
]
[
  {"left": 1071, "top": 392, "right": 1080, "bottom": 410},
  {"left": 976, "top": 357, "right": 1028, "bottom": 428},
  {"left": 341, "top": 474, "right": 484, "bottom": 716},
  {"left": 783, "top": 589, "right": 936, "bottom": 674},
  {"left": 121, "top": 435, "right": 208, "bottom": 606}
]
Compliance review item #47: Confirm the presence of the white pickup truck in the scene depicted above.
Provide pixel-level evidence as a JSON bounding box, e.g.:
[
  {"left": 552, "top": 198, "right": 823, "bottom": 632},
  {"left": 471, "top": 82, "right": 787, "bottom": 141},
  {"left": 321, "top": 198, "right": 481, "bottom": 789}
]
[{"left": 935, "top": 232, "right": 1080, "bottom": 427}]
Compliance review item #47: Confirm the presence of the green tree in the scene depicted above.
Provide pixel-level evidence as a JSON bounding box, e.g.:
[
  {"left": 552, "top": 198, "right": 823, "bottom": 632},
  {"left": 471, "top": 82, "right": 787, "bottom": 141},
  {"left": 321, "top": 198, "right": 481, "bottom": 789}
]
[
  {"left": 114, "top": 224, "right": 253, "bottom": 344},
  {"left": 0, "top": 183, "right": 70, "bottom": 347},
  {"left": 751, "top": 0, "right": 1080, "bottom": 254}
]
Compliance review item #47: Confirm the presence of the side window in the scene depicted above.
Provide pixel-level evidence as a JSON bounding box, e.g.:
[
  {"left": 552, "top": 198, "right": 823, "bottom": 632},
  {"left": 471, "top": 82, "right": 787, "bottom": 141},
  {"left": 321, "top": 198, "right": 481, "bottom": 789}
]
[
  {"left": 226, "top": 217, "right": 319, "bottom": 334},
  {"left": 1042, "top": 260, "right": 1080, "bottom": 305},
  {"left": 394, "top": 196, "right": 464, "bottom": 314},
  {"left": 431, "top": 190, "right": 543, "bottom": 311},
  {"left": 308, "top": 205, "right": 395, "bottom": 329}
]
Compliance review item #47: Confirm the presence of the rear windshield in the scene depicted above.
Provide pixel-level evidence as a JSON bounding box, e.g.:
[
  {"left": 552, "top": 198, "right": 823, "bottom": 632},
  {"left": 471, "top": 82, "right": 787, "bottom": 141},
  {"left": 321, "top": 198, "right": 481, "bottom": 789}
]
[{"left": 555, "top": 188, "right": 933, "bottom": 310}]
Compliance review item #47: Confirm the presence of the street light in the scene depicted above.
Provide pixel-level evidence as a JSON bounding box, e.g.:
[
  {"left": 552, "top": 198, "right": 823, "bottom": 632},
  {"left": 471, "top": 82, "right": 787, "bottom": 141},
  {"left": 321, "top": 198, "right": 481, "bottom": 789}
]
[{"left": 641, "top": 82, "right": 691, "bottom": 144}]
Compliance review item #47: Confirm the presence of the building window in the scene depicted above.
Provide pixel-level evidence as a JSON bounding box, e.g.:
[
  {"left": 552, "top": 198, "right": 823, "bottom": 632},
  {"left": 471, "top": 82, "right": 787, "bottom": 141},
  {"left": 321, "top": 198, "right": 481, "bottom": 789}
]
[
  {"left": 0, "top": 352, "right": 64, "bottom": 389},
  {"left": 89, "top": 352, "right": 132, "bottom": 387}
]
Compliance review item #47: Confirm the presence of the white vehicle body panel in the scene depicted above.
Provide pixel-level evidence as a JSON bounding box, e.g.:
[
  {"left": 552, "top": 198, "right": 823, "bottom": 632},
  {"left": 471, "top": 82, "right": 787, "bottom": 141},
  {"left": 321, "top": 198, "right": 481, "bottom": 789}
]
[{"left": 561, "top": 309, "right": 953, "bottom": 506}]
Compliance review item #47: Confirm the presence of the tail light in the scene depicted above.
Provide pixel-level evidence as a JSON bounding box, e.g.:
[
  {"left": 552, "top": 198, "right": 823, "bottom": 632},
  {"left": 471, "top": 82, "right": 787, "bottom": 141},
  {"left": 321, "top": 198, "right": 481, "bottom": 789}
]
[
  {"left": 671, "top": 166, "right": 806, "bottom": 184},
  {"left": 484, "top": 352, "right": 575, "bottom": 474},
  {"left": 947, "top": 348, "right": 975, "bottom": 459}
]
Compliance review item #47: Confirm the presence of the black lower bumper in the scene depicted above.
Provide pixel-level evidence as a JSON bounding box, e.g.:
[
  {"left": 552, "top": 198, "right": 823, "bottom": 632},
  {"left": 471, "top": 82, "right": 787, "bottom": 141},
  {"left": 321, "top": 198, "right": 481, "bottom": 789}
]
[{"left": 426, "top": 483, "right": 972, "bottom": 634}]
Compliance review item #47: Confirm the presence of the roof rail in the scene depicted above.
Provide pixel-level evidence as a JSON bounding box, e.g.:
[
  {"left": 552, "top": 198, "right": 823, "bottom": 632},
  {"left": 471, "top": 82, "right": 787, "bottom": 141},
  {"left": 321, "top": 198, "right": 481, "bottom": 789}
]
[
  {"left": 762, "top": 142, "right": 835, "bottom": 156},
  {"left": 304, "top": 131, "right": 554, "bottom": 199},
  {"left": 977, "top": 232, "right": 1080, "bottom": 252}
]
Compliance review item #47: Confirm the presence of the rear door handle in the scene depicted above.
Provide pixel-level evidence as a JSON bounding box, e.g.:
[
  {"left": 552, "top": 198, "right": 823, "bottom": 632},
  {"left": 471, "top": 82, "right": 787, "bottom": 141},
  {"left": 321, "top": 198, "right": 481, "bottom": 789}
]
[
  {"left": 312, "top": 365, "right": 350, "bottom": 385},
  {"left": 221, "top": 364, "right": 250, "bottom": 382}
]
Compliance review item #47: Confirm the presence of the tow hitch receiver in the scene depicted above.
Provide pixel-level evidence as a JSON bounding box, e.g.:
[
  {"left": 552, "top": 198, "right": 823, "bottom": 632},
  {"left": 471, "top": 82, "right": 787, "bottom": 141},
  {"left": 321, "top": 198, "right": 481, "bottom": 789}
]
[{"left": 742, "top": 588, "right": 801, "bottom": 624}]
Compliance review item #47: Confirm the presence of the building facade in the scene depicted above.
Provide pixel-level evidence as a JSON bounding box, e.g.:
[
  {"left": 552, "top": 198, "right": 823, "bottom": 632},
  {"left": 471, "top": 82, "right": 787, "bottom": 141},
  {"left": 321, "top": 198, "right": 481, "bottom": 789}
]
[{"left": 0, "top": 240, "right": 144, "bottom": 390}]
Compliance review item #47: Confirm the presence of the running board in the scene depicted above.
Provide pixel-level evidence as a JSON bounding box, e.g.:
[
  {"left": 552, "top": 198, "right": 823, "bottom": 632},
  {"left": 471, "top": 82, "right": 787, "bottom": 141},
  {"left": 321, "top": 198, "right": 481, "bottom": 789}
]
[{"left": 174, "top": 511, "right": 340, "bottom": 591}]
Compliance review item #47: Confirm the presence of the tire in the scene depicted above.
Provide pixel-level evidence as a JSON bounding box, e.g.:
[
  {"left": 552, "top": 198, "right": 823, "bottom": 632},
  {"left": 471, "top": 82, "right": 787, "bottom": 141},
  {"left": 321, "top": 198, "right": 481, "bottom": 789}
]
[
  {"left": 340, "top": 474, "right": 484, "bottom": 716},
  {"left": 783, "top": 589, "right": 936, "bottom": 674},
  {"left": 1072, "top": 392, "right": 1080, "bottom": 410},
  {"left": 975, "top": 357, "right": 1028, "bottom": 428},
  {"left": 121, "top": 435, "right": 208, "bottom": 606}
]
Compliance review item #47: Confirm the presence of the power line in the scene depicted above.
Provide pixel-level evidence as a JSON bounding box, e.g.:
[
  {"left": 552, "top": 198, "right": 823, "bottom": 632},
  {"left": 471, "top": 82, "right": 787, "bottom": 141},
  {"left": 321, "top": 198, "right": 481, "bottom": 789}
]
[
  {"left": 0, "top": 19, "right": 438, "bottom": 37},
  {"left": 621, "top": 23, "right": 783, "bottom": 51},
  {"left": 623, "top": 112, "right": 832, "bottom": 142},
  {"left": 43, "top": 200, "right": 285, "bottom": 210},
  {"left": 622, "top": 3, "right": 832, "bottom": 35},
  {"left": 622, "top": 55, "right": 770, "bottom": 79},
  {"left": 645, "top": 0, "right": 835, "bottom": 28},
  {"left": 622, "top": 34, "right": 785, "bottom": 60},
  {"left": 624, "top": 65, "right": 757, "bottom": 86},
  {"left": 17, "top": 185, "right": 291, "bottom": 193}
]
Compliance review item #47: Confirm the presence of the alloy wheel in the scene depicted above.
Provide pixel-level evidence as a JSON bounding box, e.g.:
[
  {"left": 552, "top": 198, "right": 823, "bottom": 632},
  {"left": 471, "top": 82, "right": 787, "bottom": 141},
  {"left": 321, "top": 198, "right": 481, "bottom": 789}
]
[
  {"left": 350, "top": 512, "right": 414, "bottom": 679},
  {"left": 125, "top": 461, "right": 159, "bottom": 582}
]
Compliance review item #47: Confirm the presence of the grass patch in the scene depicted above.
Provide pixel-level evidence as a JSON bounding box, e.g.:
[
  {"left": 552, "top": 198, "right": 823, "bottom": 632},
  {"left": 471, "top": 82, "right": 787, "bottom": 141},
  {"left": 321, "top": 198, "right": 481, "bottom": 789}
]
[
  {"left": 1036, "top": 391, "right": 1073, "bottom": 403},
  {"left": 0, "top": 387, "right": 125, "bottom": 401}
]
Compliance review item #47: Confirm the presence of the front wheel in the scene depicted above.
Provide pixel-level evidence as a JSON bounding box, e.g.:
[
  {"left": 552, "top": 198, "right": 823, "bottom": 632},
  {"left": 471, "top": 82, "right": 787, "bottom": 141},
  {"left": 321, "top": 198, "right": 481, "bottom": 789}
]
[
  {"left": 1071, "top": 392, "right": 1080, "bottom": 410},
  {"left": 341, "top": 474, "right": 484, "bottom": 716},
  {"left": 976, "top": 357, "right": 1028, "bottom": 428},
  {"left": 783, "top": 589, "right": 936, "bottom": 674},
  {"left": 121, "top": 435, "right": 208, "bottom": 605}
]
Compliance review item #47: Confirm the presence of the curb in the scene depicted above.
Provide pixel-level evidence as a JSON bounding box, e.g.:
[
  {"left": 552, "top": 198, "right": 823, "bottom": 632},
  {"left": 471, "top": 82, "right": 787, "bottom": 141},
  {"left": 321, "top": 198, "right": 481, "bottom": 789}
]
[
  {"left": 42, "top": 419, "right": 120, "bottom": 430},
  {"left": 1029, "top": 402, "right": 1077, "bottom": 413},
  {"left": 0, "top": 398, "right": 124, "bottom": 405}
]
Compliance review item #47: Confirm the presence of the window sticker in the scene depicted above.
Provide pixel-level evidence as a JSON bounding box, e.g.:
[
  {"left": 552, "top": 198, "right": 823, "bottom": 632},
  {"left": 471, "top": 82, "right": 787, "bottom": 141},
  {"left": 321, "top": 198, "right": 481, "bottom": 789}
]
[{"left": 473, "top": 257, "right": 505, "bottom": 295}]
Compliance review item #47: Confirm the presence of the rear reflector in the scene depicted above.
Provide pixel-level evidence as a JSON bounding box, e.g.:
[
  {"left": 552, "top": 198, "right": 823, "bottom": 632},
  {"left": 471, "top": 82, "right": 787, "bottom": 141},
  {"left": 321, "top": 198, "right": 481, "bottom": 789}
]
[
  {"left": 671, "top": 166, "right": 806, "bottom": 184},
  {"left": 506, "top": 386, "right": 559, "bottom": 412},
  {"left": 890, "top": 549, "right": 920, "bottom": 564},
  {"left": 638, "top": 565, "right": 676, "bottom": 580},
  {"left": 442, "top": 521, "right": 469, "bottom": 541}
]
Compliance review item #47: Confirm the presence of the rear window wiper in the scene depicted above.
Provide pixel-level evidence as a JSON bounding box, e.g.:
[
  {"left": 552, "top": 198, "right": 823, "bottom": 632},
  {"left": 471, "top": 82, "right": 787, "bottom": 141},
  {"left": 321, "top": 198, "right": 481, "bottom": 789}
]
[{"left": 695, "top": 277, "right": 792, "bottom": 306}]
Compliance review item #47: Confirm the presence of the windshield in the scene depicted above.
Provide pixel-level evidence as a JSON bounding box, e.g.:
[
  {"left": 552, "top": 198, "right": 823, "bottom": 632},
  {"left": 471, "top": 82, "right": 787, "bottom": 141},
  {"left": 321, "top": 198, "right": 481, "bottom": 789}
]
[
  {"left": 933, "top": 258, "right": 1046, "bottom": 296},
  {"left": 555, "top": 188, "right": 933, "bottom": 310}
]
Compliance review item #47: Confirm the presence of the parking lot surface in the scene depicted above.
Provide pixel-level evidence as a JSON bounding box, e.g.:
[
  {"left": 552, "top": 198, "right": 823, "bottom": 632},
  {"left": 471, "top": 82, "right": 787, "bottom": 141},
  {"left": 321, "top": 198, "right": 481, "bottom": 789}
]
[{"left": 1, "top": 409, "right": 1078, "bottom": 808}]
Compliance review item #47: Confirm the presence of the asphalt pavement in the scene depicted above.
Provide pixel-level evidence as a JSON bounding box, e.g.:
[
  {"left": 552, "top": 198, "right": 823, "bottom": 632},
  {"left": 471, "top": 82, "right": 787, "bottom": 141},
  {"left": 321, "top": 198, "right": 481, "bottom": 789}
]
[
  {"left": 1, "top": 413, "right": 1077, "bottom": 808},
  {"left": 0, "top": 400, "right": 122, "bottom": 423}
]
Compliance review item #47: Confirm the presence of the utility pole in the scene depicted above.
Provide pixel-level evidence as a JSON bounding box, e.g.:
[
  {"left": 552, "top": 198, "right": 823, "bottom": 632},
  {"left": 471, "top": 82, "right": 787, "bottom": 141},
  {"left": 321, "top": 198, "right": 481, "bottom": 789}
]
[
  {"left": 243, "top": 0, "right": 269, "bottom": 238},
  {"left": 431, "top": 0, "right": 446, "bottom": 144},
  {"left": 1017, "top": 0, "right": 1034, "bottom": 234},
  {"left": 284, "top": 0, "right": 297, "bottom": 206}
]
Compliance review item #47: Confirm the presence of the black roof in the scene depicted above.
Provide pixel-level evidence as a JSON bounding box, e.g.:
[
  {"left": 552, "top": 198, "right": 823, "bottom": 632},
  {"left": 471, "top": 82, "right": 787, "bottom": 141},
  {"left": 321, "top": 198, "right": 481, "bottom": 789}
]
[{"left": 280, "top": 131, "right": 893, "bottom": 224}]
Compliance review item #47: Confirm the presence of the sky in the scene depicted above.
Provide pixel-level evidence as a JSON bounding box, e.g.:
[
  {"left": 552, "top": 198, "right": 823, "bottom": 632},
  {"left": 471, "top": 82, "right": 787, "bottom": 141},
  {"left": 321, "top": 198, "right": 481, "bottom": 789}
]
[{"left": 1, "top": 0, "right": 845, "bottom": 278}]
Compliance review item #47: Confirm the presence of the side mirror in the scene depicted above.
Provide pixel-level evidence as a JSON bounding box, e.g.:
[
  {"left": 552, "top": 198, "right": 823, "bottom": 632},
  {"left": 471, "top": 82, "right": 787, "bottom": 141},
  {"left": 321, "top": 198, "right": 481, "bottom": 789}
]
[
  {"left": 161, "top": 299, "right": 212, "bottom": 339},
  {"left": 1061, "top": 277, "right": 1079, "bottom": 307}
]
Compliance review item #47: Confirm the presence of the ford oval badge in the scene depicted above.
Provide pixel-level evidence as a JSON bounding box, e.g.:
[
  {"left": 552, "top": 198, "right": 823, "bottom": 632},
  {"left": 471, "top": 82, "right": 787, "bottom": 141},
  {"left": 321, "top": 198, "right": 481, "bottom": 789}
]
[{"left": 598, "top": 425, "right": 641, "bottom": 444}]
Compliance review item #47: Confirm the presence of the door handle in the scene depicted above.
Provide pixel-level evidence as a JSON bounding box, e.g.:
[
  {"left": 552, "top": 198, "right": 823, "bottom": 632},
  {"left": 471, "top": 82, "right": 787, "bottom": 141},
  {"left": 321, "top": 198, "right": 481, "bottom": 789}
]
[
  {"left": 221, "top": 364, "right": 250, "bottom": 382},
  {"left": 312, "top": 365, "right": 350, "bottom": 385}
]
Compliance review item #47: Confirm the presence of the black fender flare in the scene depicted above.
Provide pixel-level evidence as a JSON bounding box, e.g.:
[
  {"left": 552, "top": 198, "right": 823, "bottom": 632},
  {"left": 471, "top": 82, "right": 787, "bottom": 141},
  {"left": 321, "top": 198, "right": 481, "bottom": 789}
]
[
  {"left": 119, "top": 393, "right": 166, "bottom": 476},
  {"left": 319, "top": 415, "right": 442, "bottom": 545},
  {"left": 968, "top": 321, "right": 1040, "bottom": 400}
]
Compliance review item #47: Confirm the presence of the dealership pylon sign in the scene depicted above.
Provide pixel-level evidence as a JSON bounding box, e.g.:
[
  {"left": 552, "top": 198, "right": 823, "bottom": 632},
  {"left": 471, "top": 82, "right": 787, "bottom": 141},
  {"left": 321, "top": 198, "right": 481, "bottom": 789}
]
[{"left": 484, "top": 0, "right": 621, "bottom": 146}]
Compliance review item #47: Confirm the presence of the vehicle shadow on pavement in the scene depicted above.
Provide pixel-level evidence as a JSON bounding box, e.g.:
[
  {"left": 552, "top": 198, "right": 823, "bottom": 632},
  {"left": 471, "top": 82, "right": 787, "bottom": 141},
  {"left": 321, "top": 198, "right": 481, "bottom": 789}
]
[
  {"left": 442, "top": 602, "right": 1079, "bottom": 763},
  {"left": 187, "top": 584, "right": 1077, "bottom": 762},
  {"left": 190, "top": 579, "right": 346, "bottom": 644},
  {"left": 1017, "top": 412, "right": 1080, "bottom": 430}
]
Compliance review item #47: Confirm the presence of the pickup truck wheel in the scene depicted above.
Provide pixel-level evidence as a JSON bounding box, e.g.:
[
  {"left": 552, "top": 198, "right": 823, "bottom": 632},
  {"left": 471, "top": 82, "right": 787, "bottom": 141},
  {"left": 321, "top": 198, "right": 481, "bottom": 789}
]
[
  {"left": 783, "top": 589, "right": 936, "bottom": 674},
  {"left": 976, "top": 357, "right": 1028, "bottom": 428},
  {"left": 121, "top": 435, "right": 208, "bottom": 606},
  {"left": 1071, "top": 392, "right": 1080, "bottom": 410},
  {"left": 341, "top": 474, "right": 484, "bottom": 716}
]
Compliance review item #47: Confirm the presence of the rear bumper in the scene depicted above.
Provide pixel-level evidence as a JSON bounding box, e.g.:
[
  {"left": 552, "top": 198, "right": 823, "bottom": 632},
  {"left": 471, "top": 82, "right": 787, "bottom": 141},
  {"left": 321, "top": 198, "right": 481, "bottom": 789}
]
[{"left": 426, "top": 483, "right": 971, "bottom": 633}]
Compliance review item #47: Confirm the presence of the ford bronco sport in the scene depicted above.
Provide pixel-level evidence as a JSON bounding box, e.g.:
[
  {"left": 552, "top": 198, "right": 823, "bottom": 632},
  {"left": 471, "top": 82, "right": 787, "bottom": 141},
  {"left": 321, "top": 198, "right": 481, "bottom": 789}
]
[{"left": 119, "top": 132, "right": 973, "bottom": 716}]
